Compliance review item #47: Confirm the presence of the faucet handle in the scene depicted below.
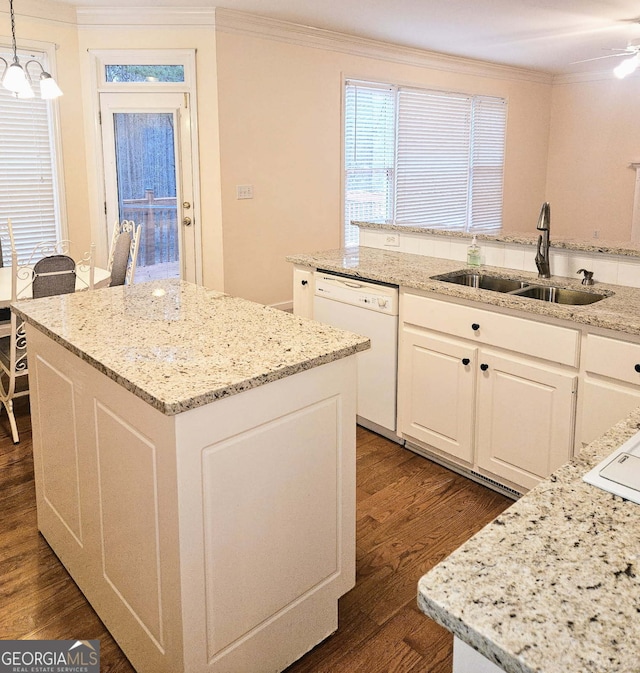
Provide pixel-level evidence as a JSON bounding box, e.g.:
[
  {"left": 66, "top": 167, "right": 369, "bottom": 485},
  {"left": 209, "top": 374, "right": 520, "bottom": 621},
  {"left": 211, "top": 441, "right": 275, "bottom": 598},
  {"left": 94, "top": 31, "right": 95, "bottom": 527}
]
[{"left": 577, "top": 268, "right": 594, "bottom": 285}]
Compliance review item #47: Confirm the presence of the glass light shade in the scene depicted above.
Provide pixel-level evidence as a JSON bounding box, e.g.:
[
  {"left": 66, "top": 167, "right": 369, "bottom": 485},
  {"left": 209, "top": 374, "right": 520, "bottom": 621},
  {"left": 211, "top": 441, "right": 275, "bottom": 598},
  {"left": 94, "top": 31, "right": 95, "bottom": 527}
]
[
  {"left": 39, "top": 74, "right": 63, "bottom": 100},
  {"left": 16, "top": 80, "right": 34, "bottom": 98},
  {"left": 614, "top": 55, "right": 639, "bottom": 79},
  {"left": 2, "top": 61, "right": 29, "bottom": 93}
]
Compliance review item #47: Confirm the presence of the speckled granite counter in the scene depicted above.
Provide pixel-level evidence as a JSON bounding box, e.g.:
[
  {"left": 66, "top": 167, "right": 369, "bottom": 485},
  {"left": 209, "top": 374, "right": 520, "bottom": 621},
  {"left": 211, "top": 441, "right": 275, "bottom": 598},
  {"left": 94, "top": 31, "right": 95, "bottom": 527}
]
[
  {"left": 13, "top": 278, "right": 370, "bottom": 415},
  {"left": 417, "top": 409, "right": 640, "bottom": 673},
  {"left": 287, "top": 246, "right": 640, "bottom": 337}
]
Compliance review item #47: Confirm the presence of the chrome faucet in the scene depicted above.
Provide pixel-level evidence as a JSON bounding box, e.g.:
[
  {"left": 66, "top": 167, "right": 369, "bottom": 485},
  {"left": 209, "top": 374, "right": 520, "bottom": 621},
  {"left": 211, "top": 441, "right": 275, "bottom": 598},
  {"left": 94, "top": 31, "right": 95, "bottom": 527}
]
[{"left": 535, "top": 201, "right": 551, "bottom": 279}]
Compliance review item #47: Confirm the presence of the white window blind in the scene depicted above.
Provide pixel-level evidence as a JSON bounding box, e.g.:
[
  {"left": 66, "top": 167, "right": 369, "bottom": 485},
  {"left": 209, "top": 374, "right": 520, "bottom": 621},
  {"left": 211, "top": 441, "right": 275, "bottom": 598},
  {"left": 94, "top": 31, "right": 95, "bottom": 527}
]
[
  {"left": 344, "top": 80, "right": 507, "bottom": 244},
  {"left": 396, "top": 88, "right": 472, "bottom": 229},
  {"left": 344, "top": 82, "right": 395, "bottom": 247},
  {"left": 0, "top": 50, "right": 59, "bottom": 264}
]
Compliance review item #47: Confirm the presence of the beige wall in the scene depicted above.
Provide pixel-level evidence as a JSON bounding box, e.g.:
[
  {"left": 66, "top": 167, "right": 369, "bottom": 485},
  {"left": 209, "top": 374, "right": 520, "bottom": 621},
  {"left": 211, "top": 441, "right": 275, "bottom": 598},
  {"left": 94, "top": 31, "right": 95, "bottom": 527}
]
[
  {"left": 215, "top": 30, "right": 552, "bottom": 304},
  {"left": 546, "top": 77, "right": 640, "bottom": 242},
  {"left": 8, "top": 6, "right": 640, "bottom": 307}
]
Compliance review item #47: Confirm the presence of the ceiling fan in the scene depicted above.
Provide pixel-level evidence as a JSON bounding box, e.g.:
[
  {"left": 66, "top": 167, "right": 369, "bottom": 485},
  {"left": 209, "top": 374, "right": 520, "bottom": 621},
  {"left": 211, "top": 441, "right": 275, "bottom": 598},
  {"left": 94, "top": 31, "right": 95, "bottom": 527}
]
[
  {"left": 571, "top": 17, "right": 640, "bottom": 78},
  {"left": 572, "top": 44, "right": 640, "bottom": 77}
]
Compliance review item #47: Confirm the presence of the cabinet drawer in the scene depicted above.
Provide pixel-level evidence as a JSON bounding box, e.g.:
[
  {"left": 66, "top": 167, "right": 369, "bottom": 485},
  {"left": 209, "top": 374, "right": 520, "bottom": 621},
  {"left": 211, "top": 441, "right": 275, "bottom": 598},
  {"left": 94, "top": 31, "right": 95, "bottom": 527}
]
[
  {"left": 584, "top": 334, "right": 640, "bottom": 385},
  {"left": 402, "top": 293, "right": 579, "bottom": 367}
]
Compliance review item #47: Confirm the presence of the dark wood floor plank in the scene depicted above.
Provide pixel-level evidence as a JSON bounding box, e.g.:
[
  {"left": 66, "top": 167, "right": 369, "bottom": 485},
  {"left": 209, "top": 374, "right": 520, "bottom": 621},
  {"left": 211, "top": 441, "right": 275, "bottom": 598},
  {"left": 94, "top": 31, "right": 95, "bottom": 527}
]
[{"left": 0, "top": 400, "right": 511, "bottom": 673}]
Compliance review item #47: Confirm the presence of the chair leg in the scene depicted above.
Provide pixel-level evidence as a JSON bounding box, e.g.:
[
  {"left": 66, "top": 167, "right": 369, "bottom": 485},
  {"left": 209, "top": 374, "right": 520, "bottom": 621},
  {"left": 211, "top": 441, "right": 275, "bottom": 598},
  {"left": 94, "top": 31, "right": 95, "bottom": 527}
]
[{"left": 3, "top": 398, "right": 19, "bottom": 444}]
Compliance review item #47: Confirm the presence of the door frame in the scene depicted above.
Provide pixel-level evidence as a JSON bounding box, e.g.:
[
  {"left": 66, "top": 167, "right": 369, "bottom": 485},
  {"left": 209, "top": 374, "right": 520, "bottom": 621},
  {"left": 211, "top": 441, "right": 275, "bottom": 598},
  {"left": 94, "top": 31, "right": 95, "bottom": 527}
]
[{"left": 89, "top": 49, "right": 202, "bottom": 284}]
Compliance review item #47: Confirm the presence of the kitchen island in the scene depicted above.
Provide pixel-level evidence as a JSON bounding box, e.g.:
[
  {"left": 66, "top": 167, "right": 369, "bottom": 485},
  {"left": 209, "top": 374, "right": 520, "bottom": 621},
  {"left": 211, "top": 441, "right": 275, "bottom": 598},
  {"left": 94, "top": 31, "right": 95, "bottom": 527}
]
[
  {"left": 418, "top": 408, "right": 640, "bottom": 673},
  {"left": 14, "top": 279, "right": 369, "bottom": 673}
]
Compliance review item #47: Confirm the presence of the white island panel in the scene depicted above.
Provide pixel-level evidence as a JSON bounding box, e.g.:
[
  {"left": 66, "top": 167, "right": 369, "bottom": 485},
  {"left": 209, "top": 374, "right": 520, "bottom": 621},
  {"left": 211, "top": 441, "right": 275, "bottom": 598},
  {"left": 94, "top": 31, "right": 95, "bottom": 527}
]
[{"left": 27, "top": 316, "right": 357, "bottom": 673}]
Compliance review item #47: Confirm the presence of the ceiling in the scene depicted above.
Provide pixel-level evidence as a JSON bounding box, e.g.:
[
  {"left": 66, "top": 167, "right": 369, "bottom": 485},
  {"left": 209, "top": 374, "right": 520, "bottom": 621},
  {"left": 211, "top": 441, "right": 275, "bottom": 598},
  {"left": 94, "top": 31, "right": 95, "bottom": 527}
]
[{"left": 61, "top": 0, "right": 640, "bottom": 74}]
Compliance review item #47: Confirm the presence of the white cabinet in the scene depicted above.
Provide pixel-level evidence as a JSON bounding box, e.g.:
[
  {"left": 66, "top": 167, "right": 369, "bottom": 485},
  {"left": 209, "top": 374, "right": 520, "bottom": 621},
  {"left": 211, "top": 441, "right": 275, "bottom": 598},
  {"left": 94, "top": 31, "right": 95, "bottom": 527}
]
[
  {"left": 579, "top": 333, "right": 640, "bottom": 446},
  {"left": 292, "top": 265, "right": 314, "bottom": 318},
  {"left": 399, "top": 291, "right": 579, "bottom": 492},
  {"left": 476, "top": 351, "right": 576, "bottom": 490},
  {"left": 399, "top": 326, "right": 476, "bottom": 464}
]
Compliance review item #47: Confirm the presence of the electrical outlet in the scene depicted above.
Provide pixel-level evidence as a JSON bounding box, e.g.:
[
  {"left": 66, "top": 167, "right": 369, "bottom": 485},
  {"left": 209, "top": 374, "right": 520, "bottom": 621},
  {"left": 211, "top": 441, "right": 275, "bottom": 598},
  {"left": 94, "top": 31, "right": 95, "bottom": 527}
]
[
  {"left": 236, "top": 185, "right": 254, "bottom": 200},
  {"left": 384, "top": 233, "right": 400, "bottom": 247}
]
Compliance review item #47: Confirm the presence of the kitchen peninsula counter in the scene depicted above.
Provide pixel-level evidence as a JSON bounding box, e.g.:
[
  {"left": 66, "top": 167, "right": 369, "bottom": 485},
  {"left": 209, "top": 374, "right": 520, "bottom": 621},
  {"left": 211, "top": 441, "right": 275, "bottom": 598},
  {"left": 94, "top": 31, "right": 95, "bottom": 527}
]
[
  {"left": 287, "top": 246, "right": 640, "bottom": 337},
  {"left": 418, "top": 409, "right": 640, "bottom": 673},
  {"left": 15, "top": 279, "right": 369, "bottom": 673}
]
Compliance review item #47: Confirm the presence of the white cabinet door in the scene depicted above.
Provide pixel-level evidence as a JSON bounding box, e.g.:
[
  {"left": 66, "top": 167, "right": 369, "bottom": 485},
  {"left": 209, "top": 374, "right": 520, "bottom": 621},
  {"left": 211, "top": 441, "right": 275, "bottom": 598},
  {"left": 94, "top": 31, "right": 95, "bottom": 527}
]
[
  {"left": 476, "top": 351, "right": 577, "bottom": 491},
  {"left": 292, "top": 266, "right": 314, "bottom": 318},
  {"left": 580, "top": 378, "right": 640, "bottom": 447},
  {"left": 399, "top": 327, "right": 476, "bottom": 464}
]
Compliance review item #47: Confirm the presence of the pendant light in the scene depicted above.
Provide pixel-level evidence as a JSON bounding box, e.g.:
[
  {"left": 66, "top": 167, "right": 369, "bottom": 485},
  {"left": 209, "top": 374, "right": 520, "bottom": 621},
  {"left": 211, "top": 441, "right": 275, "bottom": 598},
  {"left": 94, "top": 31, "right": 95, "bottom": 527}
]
[{"left": 0, "top": 0, "right": 63, "bottom": 99}]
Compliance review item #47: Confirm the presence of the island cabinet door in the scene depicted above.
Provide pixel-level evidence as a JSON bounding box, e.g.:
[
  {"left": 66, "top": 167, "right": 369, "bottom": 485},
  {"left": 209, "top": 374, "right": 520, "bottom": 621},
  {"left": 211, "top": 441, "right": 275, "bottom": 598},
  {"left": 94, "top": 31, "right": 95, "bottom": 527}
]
[
  {"left": 398, "top": 325, "right": 477, "bottom": 465},
  {"left": 172, "top": 355, "right": 357, "bottom": 673},
  {"left": 475, "top": 350, "right": 577, "bottom": 491}
]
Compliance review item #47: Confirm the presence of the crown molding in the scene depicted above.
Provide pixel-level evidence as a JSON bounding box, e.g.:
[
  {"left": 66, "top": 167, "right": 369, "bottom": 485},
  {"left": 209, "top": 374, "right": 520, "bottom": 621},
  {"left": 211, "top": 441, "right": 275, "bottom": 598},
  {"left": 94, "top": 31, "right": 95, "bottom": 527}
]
[
  {"left": 553, "top": 69, "right": 619, "bottom": 85},
  {"left": 76, "top": 6, "right": 216, "bottom": 27},
  {"left": 214, "top": 9, "right": 552, "bottom": 84},
  {"left": 1, "top": 0, "right": 77, "bottom": 27},
  {"left": 76, "top": 6, "right": 551, "bottom": 84}
]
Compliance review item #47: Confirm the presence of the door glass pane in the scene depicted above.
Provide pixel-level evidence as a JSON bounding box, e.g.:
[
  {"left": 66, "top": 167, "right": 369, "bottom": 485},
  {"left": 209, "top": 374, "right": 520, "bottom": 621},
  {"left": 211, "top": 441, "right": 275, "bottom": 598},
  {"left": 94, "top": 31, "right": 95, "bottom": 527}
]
[
  {"left": 105, "top": 65, "right": 184, "bottom": 83},
  {"left": 113, "top": 112, "right": 179, "bottom": 281}
]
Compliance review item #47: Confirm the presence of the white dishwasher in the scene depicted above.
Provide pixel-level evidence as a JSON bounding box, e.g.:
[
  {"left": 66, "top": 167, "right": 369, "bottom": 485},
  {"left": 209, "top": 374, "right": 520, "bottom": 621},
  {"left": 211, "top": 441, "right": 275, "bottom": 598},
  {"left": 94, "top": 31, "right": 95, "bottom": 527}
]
[{"left": 313, "top": 271, "right": 400, "bottom": 441}]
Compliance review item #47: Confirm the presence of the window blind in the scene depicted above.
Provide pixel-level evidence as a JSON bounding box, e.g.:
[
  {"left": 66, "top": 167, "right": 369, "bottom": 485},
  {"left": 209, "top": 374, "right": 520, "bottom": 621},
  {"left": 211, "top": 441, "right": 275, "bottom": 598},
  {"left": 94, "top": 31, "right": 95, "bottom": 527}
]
[
  {"left": 344, "top": 81, "right": 395, "bottom": 247},
  {"left": 0, "top": 50, "right": 59, "bottom": 265},
  {"left": 344, "top": 80, "right": 507, "bottom": 242},
  {"left": 469, "top": 96, "right": 507, "bottom": 233},
  {"left": 396, "top": 88, "right": 472, "bottom": 230}
]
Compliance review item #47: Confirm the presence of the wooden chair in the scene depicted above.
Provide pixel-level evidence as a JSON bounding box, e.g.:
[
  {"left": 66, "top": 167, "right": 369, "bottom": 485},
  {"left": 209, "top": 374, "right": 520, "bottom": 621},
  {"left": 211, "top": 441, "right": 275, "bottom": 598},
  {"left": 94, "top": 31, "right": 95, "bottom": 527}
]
[{"left": 108, "top": 220, "right": 142, "bottom": 286}]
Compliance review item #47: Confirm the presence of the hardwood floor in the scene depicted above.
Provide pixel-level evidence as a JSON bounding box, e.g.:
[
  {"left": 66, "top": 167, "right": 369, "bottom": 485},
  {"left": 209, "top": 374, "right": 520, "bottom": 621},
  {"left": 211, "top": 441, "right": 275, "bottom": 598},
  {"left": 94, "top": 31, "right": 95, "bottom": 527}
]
[{"left": 0, "top": 402, "right": 511, "bottom": 673}]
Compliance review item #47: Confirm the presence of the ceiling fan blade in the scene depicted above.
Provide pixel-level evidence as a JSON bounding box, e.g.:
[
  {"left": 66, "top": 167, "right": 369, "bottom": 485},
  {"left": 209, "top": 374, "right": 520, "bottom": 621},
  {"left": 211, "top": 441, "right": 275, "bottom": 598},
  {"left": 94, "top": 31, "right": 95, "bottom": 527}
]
[{"left": 570, "top": 53, "right": 633, "bottom": 64}]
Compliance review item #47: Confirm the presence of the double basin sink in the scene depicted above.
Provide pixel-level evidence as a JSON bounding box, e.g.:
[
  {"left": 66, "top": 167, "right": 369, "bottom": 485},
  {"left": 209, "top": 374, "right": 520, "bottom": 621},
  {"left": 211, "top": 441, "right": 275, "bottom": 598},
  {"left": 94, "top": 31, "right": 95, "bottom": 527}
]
[{"left": 432, "top": 270, "right": 609, "bottom": 305}]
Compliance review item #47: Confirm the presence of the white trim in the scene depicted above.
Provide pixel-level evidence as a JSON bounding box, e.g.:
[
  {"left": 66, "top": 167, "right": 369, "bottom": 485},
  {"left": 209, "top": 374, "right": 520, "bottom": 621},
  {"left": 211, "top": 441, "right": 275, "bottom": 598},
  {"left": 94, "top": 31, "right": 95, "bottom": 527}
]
[
  {"left": 76, "top": 6, "right": 216, "bottom": 27},
  {"left": 213, "top": 9, "right": 551, "bottom": 84},
  {"left": 76, "top": 6, "right": 550, "bottom": 85},
  {"left": 552, "top": 67, "right": 635, "bottom": 85},
  {"left": 88, "top": 49, "right": 202, "bottom": 284}
]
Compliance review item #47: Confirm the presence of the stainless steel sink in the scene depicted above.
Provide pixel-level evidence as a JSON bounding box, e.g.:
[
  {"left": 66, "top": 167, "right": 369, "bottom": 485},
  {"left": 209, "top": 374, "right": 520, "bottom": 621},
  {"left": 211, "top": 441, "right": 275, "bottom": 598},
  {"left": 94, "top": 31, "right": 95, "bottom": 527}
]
[
  {"left": 512, "top": 285, "right": 607, "bottom": 305},
  {"left": 434, "top": 271, "right": 528, "bottom": 293},
  {"left": 433, "top": 270, "right": 611, "bottom": 305}
]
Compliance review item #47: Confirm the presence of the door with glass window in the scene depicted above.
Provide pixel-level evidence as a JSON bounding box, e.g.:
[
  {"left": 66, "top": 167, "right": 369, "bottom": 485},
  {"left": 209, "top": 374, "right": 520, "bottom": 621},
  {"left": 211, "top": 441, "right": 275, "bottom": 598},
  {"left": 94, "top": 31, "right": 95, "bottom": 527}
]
[{"left": 100, "top": 92, "right": 197, "bottom": 282}]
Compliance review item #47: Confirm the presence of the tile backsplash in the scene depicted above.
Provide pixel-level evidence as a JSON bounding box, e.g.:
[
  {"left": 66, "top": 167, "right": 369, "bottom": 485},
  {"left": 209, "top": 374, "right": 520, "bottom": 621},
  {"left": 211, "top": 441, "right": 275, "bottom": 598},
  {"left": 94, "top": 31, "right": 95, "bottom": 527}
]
[{"left": 359, "top": 228, "right": 640, "bottom": 288}]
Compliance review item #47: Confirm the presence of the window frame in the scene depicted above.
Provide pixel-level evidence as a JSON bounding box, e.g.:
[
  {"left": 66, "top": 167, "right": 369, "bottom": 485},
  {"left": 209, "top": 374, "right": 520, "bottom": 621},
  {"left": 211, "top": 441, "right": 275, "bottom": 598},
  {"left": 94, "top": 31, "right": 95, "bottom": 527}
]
[
  {"left": 343, "top": 78, "right": 507, "bottom": 246},
  {"left": 0, "top": 38, "right": 67, "bottom": 261}
]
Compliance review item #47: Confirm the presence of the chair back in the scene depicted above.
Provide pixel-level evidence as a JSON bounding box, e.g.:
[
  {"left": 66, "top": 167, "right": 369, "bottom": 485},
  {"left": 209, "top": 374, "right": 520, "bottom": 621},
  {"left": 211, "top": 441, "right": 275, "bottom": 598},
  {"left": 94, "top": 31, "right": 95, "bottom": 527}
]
[
  {"left": 32, "top": 255, "right": 77, "bottom": 298},
  {"left": 108, "top": 219, "right": 142, "bottom": 286}
]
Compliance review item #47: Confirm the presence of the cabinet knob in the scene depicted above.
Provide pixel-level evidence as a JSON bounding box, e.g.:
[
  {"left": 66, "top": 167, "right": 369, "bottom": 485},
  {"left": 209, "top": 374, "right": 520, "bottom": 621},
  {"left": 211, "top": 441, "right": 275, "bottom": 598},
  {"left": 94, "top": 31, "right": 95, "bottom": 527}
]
[
  {"left": 635, "top": 364, "right": 640, "bottom": 373},
  {"left": 480, "top": 363, "right": 489, "bottom": 371},
  {"left": 301, "top": 280, "right": 308, "bottom": 286},
  {"left": 471, "top": 323, "right": 480, "bottom": 331},
  {"left": 461, "top": 358, "right": 470, "bottom": 366}
]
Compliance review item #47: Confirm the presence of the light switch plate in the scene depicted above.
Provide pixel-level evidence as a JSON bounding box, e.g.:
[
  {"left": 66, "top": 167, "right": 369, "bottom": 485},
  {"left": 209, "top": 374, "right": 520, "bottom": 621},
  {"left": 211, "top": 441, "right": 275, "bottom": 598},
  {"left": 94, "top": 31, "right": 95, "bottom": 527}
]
[{"left": 236, "top": 185, "right": 254, "bottom": 200}]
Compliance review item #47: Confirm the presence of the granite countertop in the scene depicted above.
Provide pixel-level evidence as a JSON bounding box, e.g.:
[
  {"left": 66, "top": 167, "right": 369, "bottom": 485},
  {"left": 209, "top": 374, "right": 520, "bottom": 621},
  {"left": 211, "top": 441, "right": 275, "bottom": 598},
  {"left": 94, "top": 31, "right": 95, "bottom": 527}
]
[
  {"left": 13, "top": 279, "right": 370, "bottom": 415},
  {"left": 287, "top": 246, "right": 640, "bottom": 337},
  {"left": 417, "top": 409, "right": 640, "bottom": 673},
  {"left": 353, "top": 220, "right": 640, "bottom": 258}
]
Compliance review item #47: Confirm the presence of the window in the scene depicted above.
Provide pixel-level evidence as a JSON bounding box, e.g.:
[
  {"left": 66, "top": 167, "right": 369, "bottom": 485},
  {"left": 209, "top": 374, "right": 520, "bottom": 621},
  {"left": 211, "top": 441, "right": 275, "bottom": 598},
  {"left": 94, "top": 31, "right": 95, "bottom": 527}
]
[
  {"left": 344, "top": 80, "right": 507, "bottom": 246},
  {"left": 105, "top": 65, "right": 185, "bottom": 83},
  {"left": 0, "top": 49, "right": 61, "bottom": 263}
]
